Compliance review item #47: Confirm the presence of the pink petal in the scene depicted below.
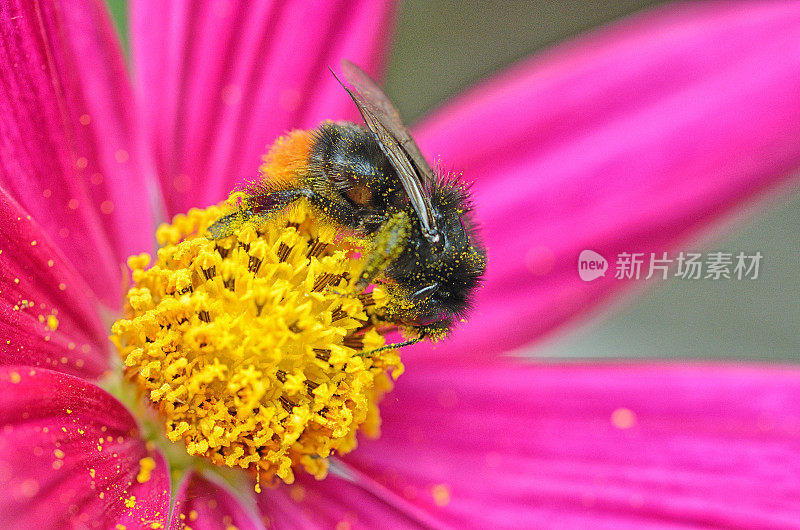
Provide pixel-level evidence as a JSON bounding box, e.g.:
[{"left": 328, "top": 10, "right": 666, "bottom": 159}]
[
  {"left": 336, "top": 362, "right": 800, "bottom": 529},
  {"left": 170, "top": 471, "right": 265, "bottom": 530},
  {"left": 130, "top": 0, "right": 395, "bottom": 216},
  {"left": 408, "top": 1, "right": 800, "bottom": 364},
  {"left": 257, "top": 464, "right": 448, "bottom": 530},
  {"left": 0, "top": 0, "right": 155, "bottom": 309},
  {"left": 0, "top": 187, "right": 110, "bottom": 379},
  {"left": 0, "top": 366, "right": 170, "bottom": 529}
]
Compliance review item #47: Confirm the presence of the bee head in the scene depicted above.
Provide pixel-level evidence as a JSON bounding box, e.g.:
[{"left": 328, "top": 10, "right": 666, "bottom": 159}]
[
  {"left": 423, "top": 228, "right": 486, "bottom": 318},
  {"left": 391, "top": 181, "right": 486, "bottom": 334}
]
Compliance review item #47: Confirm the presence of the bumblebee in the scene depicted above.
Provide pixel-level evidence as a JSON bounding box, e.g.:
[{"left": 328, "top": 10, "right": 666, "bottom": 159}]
[{"left": 210, "top": 60, "right": 486, "bottom": 344}]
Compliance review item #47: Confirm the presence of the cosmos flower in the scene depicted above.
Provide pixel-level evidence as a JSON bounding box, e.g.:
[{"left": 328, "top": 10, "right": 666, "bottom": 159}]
[{"left": 1, "top": 0, "right": 800, "bottom": 528}]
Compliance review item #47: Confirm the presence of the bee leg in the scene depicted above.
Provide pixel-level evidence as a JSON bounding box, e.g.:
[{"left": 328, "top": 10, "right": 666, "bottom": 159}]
[
  {"left": 412, "top": 321, "right": 449, "bottom": 340},
  {"left": 247, "top": 189, "right": 315, "bottom": 215},
  {"left": 208, "top": 189, "right": 317, "bottom": 239},
  {"left": 253, "top": 187, "right": 359, "bottom": 228},
  {"left": 355, "top": 211, "right": 411, "bottom": 289},
  {"left": 207, "top": 209, "right": 252, "bottom": 239},
  {"left": 359, "top": 330, "right": 427, "bottom": 356}
]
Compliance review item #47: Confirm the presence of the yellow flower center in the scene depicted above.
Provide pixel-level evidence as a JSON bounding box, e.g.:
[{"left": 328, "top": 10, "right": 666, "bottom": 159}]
[{"left": 111, "top": 200, "right": 404, "bottom": 485}]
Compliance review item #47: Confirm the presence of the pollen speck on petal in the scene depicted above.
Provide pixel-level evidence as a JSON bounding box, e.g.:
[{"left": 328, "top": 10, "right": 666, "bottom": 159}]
[
  {"left": 136, "top": 457, "right": 156, "bottom": 483},
  {"left": 0, "top": 367, "right": 170, "bottom": 528}
]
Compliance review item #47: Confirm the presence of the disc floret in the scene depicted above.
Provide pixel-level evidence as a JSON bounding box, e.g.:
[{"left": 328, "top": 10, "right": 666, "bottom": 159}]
[{"left": 111, "top": 201, "right": 403, "bottom": 485}]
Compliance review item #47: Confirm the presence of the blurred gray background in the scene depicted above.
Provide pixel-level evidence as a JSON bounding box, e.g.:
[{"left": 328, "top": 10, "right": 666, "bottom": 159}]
[{"left": 106, "top": 0, "right": 799, "bottom": 361}]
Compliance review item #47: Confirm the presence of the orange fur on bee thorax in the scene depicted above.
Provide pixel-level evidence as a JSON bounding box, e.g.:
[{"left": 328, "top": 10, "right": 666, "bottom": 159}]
[{"left": 258, "top": 128, "right": 314, "bottom": 186}]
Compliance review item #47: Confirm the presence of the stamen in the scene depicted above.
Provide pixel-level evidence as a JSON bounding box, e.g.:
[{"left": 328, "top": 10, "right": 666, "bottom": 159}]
[
  {"left": 314, "top": 348, "right": 331, "bottom": 362},
  {"left": 342, "top": 335, "right": 364, "bottom": 350},
  {"left": 111, "top": 200, "right": 404, "bottom": 484},
  {"left": 248, "top": 255, "right": 262, "bottom": 273},
  {"left": 201, "top": 266, "right": 216, "bottom": 280},
  {"left": 276, "top": 242, "right": 291, "bottom": 262},
  {"left": 330, "top": 307, "right": 347, "bottom": 322},
  {"left": 306, "top": 238, "right": 329, "bottom": 258},
  {"left": 357, "top": 292, "right": 375, "bottom": 307}
]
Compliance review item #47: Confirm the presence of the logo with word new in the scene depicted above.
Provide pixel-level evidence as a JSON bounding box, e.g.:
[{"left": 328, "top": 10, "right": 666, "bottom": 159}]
[
  {"left": 577, "top": 250, "right": 762, "bottom": 281},
  {"left": 578, "top": 250, "right": 608, "bottom": 281}
]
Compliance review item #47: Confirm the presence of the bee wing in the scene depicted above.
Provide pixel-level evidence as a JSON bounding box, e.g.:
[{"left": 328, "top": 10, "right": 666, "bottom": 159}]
[
  {"left": 340, "top": 61, "right": 437, "bottom": 186},
  {"left": 334, "top": 60, "right": 440, "bottom": 239}
]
